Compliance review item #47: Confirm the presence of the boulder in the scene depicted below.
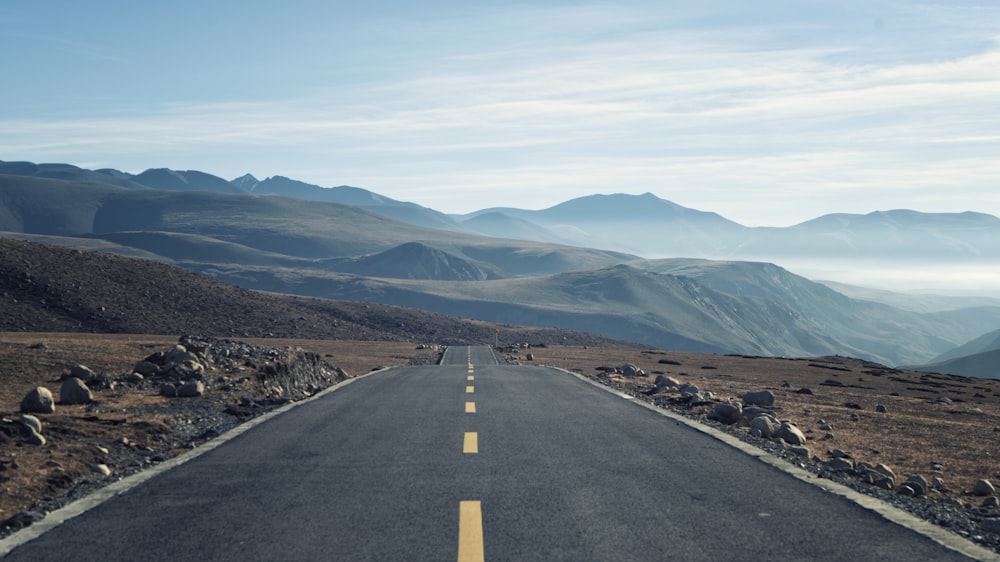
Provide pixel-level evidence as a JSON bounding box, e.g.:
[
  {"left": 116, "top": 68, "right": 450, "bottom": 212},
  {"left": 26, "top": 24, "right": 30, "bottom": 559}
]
[
  {"left": 790, "top": 445, "right": 810, "bottom": 457},
  {"left": 20, "top": 387, "right": 55, "bottom": 414},
  {"left": 750, "top": 415, "right": 779, "bottom": 439},
  {"left": 708, "top": 402, "right": 743, "bottom": 425},
  {"left": 743, "top": 407, "right": 775, "bottom": 420},
  {"left": 160, "top": 383, "right": 178, "bottom": 398},
  {"left": 678, "top": 383, "right": 700, "bottom": 399},
  {"left": 874, "top": 464, "right": 896, "bottom": 481},
  {"left": 60, "top": 377, "right": 93, "bottom": 405},
  {"left": 984, "top": 497, "right": 1000, "bottom": 509},
  {"left": 742, "top": 390, "right": 775, "bottom": 407},
  {"left": 654, "top": 375, "right": 680, "bottom": 389},
  {"left": 177, "top": 380, "right": 205, "bottom": 398},
  {"left": 932, "top": 477, "right": 948, "bottom": 492},
  {"left": 776, "top": 422, "right": 807, "bottom": 446},
  {"left": 875, "top": 404, "right": 888, "bottom": 413},
  {"left": 18, "top": 414, "right": 42, "bottom": 434},
  {"left": 69, "top": 364, "right": 96, "bottom": 381},
  {"left": 92, "top": 464, "right": 112, "bottom": 477},
  {"left": 974, "top": 479, "right": 997, "bottom": 497},
  {"left": 905, "top": 475, "right": 929, "bottom": 497},
  {"left": 133, "top": 360, "right": 160, "bottom": 376},
  {"left": 826, "top": 458, "right": 854, "bottom": 472},
  {"left": 620, "top": 363, "right": 642, "bottom": 377}
]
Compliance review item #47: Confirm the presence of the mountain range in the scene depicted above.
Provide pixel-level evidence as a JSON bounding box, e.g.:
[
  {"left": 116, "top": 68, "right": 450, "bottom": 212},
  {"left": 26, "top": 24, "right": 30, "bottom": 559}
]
[{"left": 1, "top": 159, "right": 998, "bottom": 373}]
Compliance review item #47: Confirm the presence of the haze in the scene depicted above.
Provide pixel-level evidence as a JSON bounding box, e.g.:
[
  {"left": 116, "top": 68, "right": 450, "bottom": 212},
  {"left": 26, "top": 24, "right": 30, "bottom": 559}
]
[{"left": 2, "top": 0, "right": 999, "bottom": 226}]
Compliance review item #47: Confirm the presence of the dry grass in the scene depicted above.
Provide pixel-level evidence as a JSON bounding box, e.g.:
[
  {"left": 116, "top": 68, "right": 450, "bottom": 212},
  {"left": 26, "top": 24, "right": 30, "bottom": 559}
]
[{"left": 526, "top": 345, "right": 1000, "bottom": 500}]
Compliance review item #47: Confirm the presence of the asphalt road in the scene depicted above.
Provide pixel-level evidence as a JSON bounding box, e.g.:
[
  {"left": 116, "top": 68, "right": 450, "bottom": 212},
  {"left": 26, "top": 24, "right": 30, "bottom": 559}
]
[{"left": 2, "top": 346, "right": 983, "bottom": 561}]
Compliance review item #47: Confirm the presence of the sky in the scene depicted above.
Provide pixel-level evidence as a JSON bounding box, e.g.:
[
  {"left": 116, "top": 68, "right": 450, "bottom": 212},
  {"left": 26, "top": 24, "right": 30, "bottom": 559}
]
[{"left": 2, "top": 0, "right": 999, "bottom": 226}]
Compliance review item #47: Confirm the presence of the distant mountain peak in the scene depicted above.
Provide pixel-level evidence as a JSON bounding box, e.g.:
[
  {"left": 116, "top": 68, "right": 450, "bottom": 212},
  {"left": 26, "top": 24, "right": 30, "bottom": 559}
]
[{"left": 231, "top": 173, "right": 260, "bottom": 192}]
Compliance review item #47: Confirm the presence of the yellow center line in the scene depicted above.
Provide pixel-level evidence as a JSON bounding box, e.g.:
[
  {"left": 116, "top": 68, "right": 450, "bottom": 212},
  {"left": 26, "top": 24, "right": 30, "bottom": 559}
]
[
  {"left": 458, "top": 500, "right": 484, "bottom": 562},
  {"left": 463, "top": 432, "right": 478, "bottom": 453},
  {"left": 465, "top": 401, "right": 476, "bottom": 414},
  {"left": 466, "top": 385, "right": 474, "bottom": 394},
  {"left": 467, "top": 375, "right": 475, "bottom": 381}
]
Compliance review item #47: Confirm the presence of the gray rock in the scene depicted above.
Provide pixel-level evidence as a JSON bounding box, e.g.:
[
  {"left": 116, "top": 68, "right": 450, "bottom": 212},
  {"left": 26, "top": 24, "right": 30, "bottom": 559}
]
[
  {"left": 69, "top": 364, "right": 96, "bottom": 381},
  {"left": 982, "top": 518, "right": 1000, "bottom": 534},
  {"left": 177, "top": 380, "right": 206, "bottom": 397},
  {"left": 932, "top": 477, "right": 948, "bottom": 492},
  {"left": 708, "top": 402, "right": 743, "bottom": 425},
  {"left": 875, "top": 404, "right": 888, "bottom": 413},
  {"left": 905, "top": 475, "right": 929, "bottom": 497},
  {"left": 974, "top": 479, "right": 997, "bottom": 496},
  {"left": 794, "top": 387, "right": 814, "bottom": 395},
  {"left": 60, "top": 377, "right": 93, "bottom": 405},
  {"left": 874, "top": 464, "right": 896, "bottom": 480},
  {"left": 678, "top": 383, "right": 700, "bottom": 400},
  {"left": 742, "top": 390, "right": 775, "bottom": 407},
  {"left": 776, "top": 422, "right": 807, "bottom": 446},
  {"left": 620, "top": 363, "right": 641, "bottom": 377},
  {"left": 18, "top": 414, "right": 42, "bottom": 434},
  {"left": 750, "top": 415, "right": 779, "bottom": 439},
  {"left": 20, "top": 387, "right": 55, "bottom": 414},
  {"left": 654, "top": 375, "right": 680, "bottom": 388},
  {"left": 123, "top": 372, "right": 145, "bottom": 384},
  {"left": 984, "top": 496, "right": 1000, "bottom": 509},
  {"left": 133, "top": 360, "right": 160, "bottom": 376},
  {"left": 790, "top": 445, "right": 810, "bottom": 457},
  {"left": 826, "top": 458, "right": 854, "bottom": 472},
  {"left": 160, "top": 383, "right": 178, "bottom": 398},
  {"left": 897, "top": 484, "right": 917, "bottom": 497},
  {"left": 92, "top": 464, "right": 111, "bottom": 477},
  {"left": 742, "top": 407, "right": 775, "bottom": 420},
  {"left": 24, "top": 426, "right": 46, "bottom": 446},
  {"left": 830, "top": 448, "right": 852, "bottom": 459}
]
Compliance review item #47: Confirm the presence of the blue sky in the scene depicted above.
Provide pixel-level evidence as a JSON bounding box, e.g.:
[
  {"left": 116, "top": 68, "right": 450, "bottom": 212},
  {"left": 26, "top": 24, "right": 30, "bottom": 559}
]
[{"left": 2, "top": 0, "right": 999, "bottom": 226}]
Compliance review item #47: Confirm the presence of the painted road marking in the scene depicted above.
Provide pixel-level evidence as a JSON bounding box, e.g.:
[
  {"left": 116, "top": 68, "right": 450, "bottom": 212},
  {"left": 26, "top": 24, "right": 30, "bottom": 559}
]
[
  {"left": 464, "top": 432, "right": 478, "bottom": 453},
  {"left": 465, "top": 401, "right": 476, "bottom": 414},
  {"left": 458, "top": 501, "right": 484, "bottom": 562},
  {"left": 466, "top": 386, "right": 474, "bottom": 394},
  {"left": 467, "top": 375, "right": 475, "bottom": 381}
]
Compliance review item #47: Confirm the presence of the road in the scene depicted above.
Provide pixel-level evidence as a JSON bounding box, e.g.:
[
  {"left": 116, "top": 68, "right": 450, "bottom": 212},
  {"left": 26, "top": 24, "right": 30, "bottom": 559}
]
[{"left": 1, "top": 346, "right": 985, "bottom": 560}]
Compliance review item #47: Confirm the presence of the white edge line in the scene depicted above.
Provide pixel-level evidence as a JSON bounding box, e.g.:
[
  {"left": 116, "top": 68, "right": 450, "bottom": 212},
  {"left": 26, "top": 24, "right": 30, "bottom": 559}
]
[
  {"left": 547, "top": 365, "right": 1000, "bottom": 562},
  {"left": 0, "top": 366, "right": 397, "bottom": 557}
]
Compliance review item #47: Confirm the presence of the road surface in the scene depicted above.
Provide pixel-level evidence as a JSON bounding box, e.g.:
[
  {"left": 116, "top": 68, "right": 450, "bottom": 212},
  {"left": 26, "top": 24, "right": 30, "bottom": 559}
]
[{"left": 1, "top": 346, "right": 985, "bottom": 560}]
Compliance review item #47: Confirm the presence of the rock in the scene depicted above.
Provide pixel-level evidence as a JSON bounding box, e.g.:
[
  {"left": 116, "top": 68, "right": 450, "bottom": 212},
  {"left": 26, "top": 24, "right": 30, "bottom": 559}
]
[
  {"left": 874, "top": 464, "right": 896, "bottom": 481},
  {"left": 750, "top": 415, "right": 779, "bottom": 439},
  {"left": 620, "top": 363, "right": 641, "bottom": 377},
  {"left": 826, "top": 458, "right": 854, "bottom": 472},
  {"left": 984, "top": 496, "right": 1000, "bottom": 509},
  {"left": 18, "top": 414, "right": 42, "bottom": 434},
  {"left": 678, "top": 383, "right": 700, "bottom": 399},
  {"left": 790, "top": 445, "right": 810, "bottom": 457},
  {"left": 525, "top": 353, "right": 534, "bottom": 361},
  {"left": 133, "top": 360, "right": 160, "bottom": 376},
  {"left": 982, "top": 518, "right": 1000, "bottom": 534},
  {"left": 160, "top": 383, "right": 178, "bottom": 398},
  {"left": 743, "top": 407, "right": 775, "bottom": 420},
  {"left": 60, "top": 377, "right": 93, "bottom": 405},
  {"left": 932, "top": 477, "right": 948, "bottom": 492},
  {"left": 654, "top": 375, "right": 680, "bottom": 388},
  {"left": 844, "top": 402, "right": 863, "bottom": 410},
  {"left": 776, "top": 422, "right": 807, "bottom": 446},
  {"left": 905, "top": 475, "right": 929, "bottom": 497},
  {"left": 974, "top": 479, "right": 997, "bottom": 497},
  {"left": 708, "top": 402, "right": 743, "bottom": 425},
  {"left": 931, "top": 396, "right": 953, "bottom": 405},
  {"left": 830, "top": 449, "right": 852, "bottom": 459},
  {"left": 177, "top": 380, "right": 205, "bottom": 397},
  {"left": 794, "top": 387, "right": 814, "bottom": 395},
  {"left": 24, "top": 426, "right": 46, "bottom": 446},
  {"left": 92, "top": 464, "right": 111, "bottom": 477},
  {"left": 69, "top": 364, "right": 96, "bottom": 381},
  {"left": 123, "top": 372, "right": 145, "bottom": 384},
  {"left": 742, "top": 390, "right": 775, "bottom": 407},
  {"left": 897, "top": 484, "right": 917, "bottom": 497},
  {"left": 875, "top": 404, "right": 888, "bottom": 413},
  {"left": 20, "top": 387, "right": 55, "bottom": 414},
  {"left": 164, "top": 345, "right": 198, "bottom": 365}
]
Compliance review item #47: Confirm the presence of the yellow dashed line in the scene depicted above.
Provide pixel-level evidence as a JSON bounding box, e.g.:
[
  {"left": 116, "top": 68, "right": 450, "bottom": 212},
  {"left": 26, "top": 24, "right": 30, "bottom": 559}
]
[
  {"left": 465, "top": 401, "right": 476, "bottom": 414},
  {"left": 466, "top": 386, "right": 474, "bottom": 394},
  {"left": 463, "top": 432, "right": 478, "bottom": 454},
  {"left": 458, "top": 501, "right": 484, "bottom": 562}
]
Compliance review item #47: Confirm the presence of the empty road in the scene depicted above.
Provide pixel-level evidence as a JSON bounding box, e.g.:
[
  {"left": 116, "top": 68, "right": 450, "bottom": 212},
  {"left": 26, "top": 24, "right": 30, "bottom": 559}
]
[{"left": 1, "top": 346, "right": 986, "bottom": 560}]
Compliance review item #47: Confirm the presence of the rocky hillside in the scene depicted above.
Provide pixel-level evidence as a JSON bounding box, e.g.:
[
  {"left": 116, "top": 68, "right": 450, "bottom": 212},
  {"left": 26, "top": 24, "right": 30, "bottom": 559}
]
[{"left": 0, "top": 238, "right": 621, "bottom": 348}]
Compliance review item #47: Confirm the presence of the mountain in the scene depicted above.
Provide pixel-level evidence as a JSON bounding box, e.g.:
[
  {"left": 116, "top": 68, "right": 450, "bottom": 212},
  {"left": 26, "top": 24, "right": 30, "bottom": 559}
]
[
  {"left": 733, "top": 210, "right": 1000, "bottom": 262},
  {"left": 905, "top": 327, "right": 1000, "bottom": 378},
  {"left": 133, "top": 168, "right": 244, "bottom": 194},
  {"left": 463, "top": 192, "right": 746, "bottom": 256},
  {"left": 0, "top": 236, "right": 616, "bottom": 347},
  {"left": 928, "top": 329, "right": 1000, "bottom": 364},
  {"left": 324, "top": 242, "right": 504, "bottom": 281},
  {"left": 0, "top": 160, "right": 147, "bottom": 189},
  {"left": 461, "top": 212, "right": 573, "bottom": 245},
  {"left": 817, "top": 281, "right": 1000, "bottom": 314},
  {"left": 236, "top": 175, "right": 463, "bottom": 231}
]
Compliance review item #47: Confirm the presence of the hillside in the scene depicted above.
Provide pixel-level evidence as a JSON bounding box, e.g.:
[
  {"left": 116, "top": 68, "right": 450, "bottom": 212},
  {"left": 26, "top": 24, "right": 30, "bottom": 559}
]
[{"left": 0, "top": 238, "right": 621, "bottom": 347}]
